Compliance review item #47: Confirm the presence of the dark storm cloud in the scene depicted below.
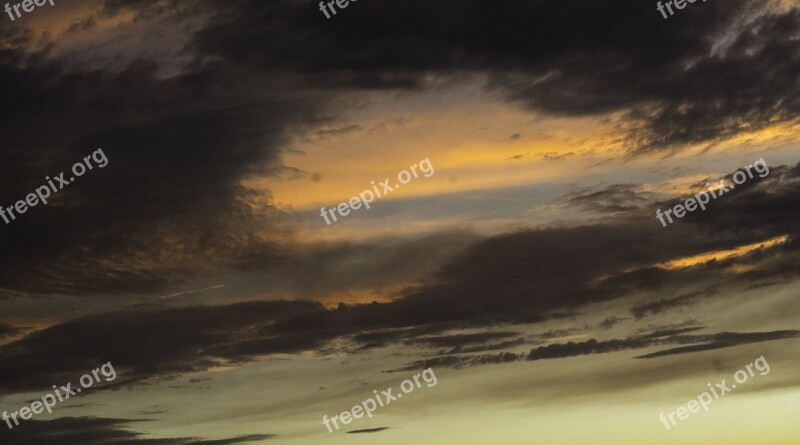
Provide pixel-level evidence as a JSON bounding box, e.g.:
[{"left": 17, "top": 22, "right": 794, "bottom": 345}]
[
  {"left": 246, "top": 230, "right": 480, "bottom": 301},
  {"left": 2, "top": 0, "right": 798, "bottom": 302},
  {"left": 0, "top": 38, "right": 325, "bottom": 298},
  {"left": 0, "top": 300, "right": 325, "bottom": 394},
  {"left": 0, "top": 417, "right": 273, "bottom": 444},
  {"left": 1, "top": 154, "right": 798, "bottom": 393},
  {"left": 589, "top": 162, "right": 800, "bottom": 292},
  {"left": 193, "top": 0, "right": 800, "bottom": 151},
  {"left": 394, "top": 167, "right": 795, "bottom": 325},
  {"left": 387, "top": 222, "right": 708, "bottom": 325},
  {"left": 680, "top": 163, "right": 800, "bottom": 236}
]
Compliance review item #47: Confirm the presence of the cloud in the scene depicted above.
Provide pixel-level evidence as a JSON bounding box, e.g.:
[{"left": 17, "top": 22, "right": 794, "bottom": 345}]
[
  {"left": 407, "top": 332, "right": 520, "bottom": 349},
  {"left": 526, "top": 330, "right": 800, "bottom": 361},
  {"left": 0, "top": 323, "right": 26, "bottom": 339},
  {"left": 389, "top": 352, "right": 523, "bottom": 372},
  {"left": 136, "top": 405, "right": 170, "bottom": 415},
  {"left": 634, "top": 324, "right": 705, "bottom": 339},
  {"left": 0, "top": 300, "right": 327, "bottom": 394},
  {"left": 193, "top": 0, "right": 800, "bottom": 152},
  {"left": 1, "top": 0, "right": 798, "bottom": 310},
  {"left": 636, "top": 330, "right": 800, "bottom": 359},
  {"left": 598, "top": 317, "right": 627, "bottom": 330},
  {"left": 527, "top": 338, "right": 657, "bottom": 361},
  {"left": 353, "top": 329, "right": 526, "bottom": 354},
  {"left": 0, "top": 174, "right": 796, "bottom": 400},
  {"left": 0, "top": 417, "right": 273, "bottom": 444},
  {"left": 562, "top": 184, "right": 655, "bottom": 214},
  {"left": 630, "top": 288, "right": 720, "bottom": 319},
  {"left": 1, "top": 159, "right": 799, "bottom": 394},
  {"left": 0, "top": 11, "right": 334, "bottom": 299},
  {"left": 347, "top": 427, "right": 391, "bottom": 434},
  {"left": 314, "top": 125, "right": 362, "bottom": 138}
]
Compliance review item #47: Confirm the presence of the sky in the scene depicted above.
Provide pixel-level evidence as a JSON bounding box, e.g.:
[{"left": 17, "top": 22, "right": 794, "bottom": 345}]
[{"left": 0, "top": 0, "right": 799, "bottom": 443}]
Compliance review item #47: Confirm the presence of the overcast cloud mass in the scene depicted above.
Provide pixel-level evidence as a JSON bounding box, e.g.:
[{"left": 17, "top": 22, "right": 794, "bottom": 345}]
[{"left": 0, "top": 0, "right": 798, "bottom": 443}]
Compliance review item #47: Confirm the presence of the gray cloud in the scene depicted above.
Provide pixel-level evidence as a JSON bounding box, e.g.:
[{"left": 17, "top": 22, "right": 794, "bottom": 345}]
[
  {"left": 0, "top": 417, "right": 273, "bottom": 444},
  {"left": 636, "top": 330, "right": 800, "bottom": 359},
  {"left": 631, "top": 288, "right": 720, "bottom": 319},
  {"left": 562, "top": 184, "right": 655, "bottom": 214},
  {"left": 526, "top": 330, "right": 800, "bottom": 361},
  {"left": 389, "top": 352, "right": 524, "bottom": 372},
  {"left": 1, "top": 162, "right": 799, "bottom": 394},
  {"left": 347, "top": 427, "right": 391, "bottom": 434}
]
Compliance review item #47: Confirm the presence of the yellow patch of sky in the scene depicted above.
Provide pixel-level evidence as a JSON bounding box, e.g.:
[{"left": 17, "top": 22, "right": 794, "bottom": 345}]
[
  {"left": 642, "top": 174, "right": 735, "bottom": 197},
  {"left": 251, "top": 88, "right": 798, "bottom": 215},
  {"left": 657, "top": 235, "right": 789, "bottom": 270},
  {"left": 592, "top": 236, "right": 790, "bottom": 286},
  {"left": 246, "top": 98, "right": 623, "bottom": 211}
]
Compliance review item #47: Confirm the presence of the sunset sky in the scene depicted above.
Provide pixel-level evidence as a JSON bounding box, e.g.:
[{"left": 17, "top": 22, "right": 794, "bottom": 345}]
[{"left": 1, "top": 1, "right": 799, "bottom": 444}]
